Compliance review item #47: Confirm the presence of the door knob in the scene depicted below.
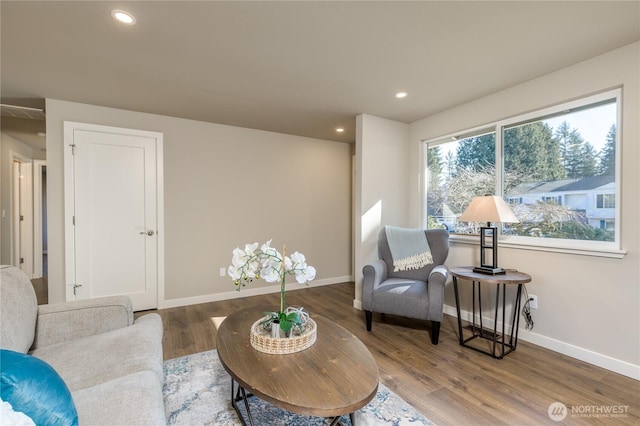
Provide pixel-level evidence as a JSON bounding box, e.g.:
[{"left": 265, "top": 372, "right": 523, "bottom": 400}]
[{"left": 140, "top": 230, "right": 155, "bottom": 236}]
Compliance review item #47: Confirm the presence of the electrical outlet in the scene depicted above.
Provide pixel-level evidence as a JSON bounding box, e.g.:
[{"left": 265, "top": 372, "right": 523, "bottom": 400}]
[
  {"left": 529, "top": 295, "right": 538, "bottom": 309},
  {"left": 219, "top": 267, "right": 226, "bottom": 277}
]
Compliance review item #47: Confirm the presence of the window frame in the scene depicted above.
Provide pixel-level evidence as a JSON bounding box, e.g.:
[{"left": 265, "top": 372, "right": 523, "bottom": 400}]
[{"left": 422, "top": 88, "right": 624, "bottom": 258}]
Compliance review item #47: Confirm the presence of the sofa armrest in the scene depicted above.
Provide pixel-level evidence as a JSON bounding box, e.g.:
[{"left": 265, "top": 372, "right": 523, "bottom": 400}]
[
  {"left": 32, "top": 296, "right": 134, "bottom": 350},
  {"left": 426, "top": 265, "right": 449, "bottom": 322},
  {"left": 362, "top": 259, "right": 388, "bottom": 310}
]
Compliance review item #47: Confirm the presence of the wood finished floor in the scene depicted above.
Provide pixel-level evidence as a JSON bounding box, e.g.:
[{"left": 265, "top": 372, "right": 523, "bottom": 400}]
[{"left": 35, "top": 279, "right": 638, "bottom": 424}]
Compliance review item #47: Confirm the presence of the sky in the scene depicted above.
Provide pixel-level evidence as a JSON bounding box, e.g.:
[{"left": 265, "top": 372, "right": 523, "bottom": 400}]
[
  {"left": 433, "top": 101, "right": 617, "bottom": 161},
  {"left": 544, "top": 102, "right": 616, "bottom": 151}
]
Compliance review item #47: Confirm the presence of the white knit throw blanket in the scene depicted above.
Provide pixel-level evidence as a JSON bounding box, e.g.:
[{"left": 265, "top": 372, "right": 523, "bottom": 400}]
[{"left": 385, "top": 226, "right": 433, "bottom": 272}]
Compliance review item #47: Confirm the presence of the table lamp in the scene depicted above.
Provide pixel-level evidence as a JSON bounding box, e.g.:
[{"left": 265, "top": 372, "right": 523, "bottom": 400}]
[{"left": 458, "top": 194, "right": 519, "bottom": 275}]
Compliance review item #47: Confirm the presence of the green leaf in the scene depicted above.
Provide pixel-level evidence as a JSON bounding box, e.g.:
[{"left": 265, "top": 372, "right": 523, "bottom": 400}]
[
  {"left": 286, "top": 312, "right": 301, "bottom": 324},
  {"left": 279, "top": 320, "right": 293, "bottom": 332}
]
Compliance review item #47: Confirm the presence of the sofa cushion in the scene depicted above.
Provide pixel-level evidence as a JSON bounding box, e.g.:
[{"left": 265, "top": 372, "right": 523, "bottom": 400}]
[
  {"left": 72, "top": 370, "right": 166, "bottom": 426},
  {"left": 0, "top": 266, "right": 37, "bottom": 353},
  {"left": 31, "top": 314, "right": 164, "bottom": 392},
  {"left": 0, "top": 349, "right": 78, "bottom": 426}
]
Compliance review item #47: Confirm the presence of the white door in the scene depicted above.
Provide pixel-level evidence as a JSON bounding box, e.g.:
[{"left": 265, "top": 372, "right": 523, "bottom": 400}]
[
  {"left": 12, "top": 158, "right": 33, "bottom": 277},
  {"left": 64, "top": 122, "right": 163, "bottom": 311}
]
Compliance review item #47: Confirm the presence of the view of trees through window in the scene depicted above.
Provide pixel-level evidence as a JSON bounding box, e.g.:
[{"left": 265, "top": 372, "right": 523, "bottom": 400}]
[{"left": 426, "top": 94, "right": 618, "bottom": 243}]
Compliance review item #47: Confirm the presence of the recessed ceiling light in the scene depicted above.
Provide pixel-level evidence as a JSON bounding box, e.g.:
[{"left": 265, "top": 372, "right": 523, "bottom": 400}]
[
  {"left": 395, "top": 92, "right": 408, "bottom": 99},
  {"left": 336, "top": 128, "right": 345, "bottom": 133},
  {"left": 111, "top": 10, "right": 136, "bottom": 25}
]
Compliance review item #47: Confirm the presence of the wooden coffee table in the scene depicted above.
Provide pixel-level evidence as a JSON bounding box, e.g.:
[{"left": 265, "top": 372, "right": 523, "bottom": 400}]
[{"left": 216, "top": 307, "right": 379, "bottom": 425}]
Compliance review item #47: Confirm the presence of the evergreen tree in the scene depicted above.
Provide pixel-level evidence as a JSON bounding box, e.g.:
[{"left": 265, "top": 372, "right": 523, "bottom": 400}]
[
  {"left": 426, "top": 146, "right": 444, "bottom": 219},
  {"left": 426, "top": 145, "right": 443, "bottom": 190},
  {"left": 578, "top": 142, "right": 598, "bottom": 177},
  {"left": 445, "top": 151, "right": 455, "bottom": 179},
  {"left": 598, "top": 124, "right": 616, "bottom": 176},
  {"left": 503, "top": 122, "right": 564, "bottom": 183},
  {"left": 556, "top": 121, "right": 578, "bottom": 168},
  {"left": 455, "top": 133, "right": 495, "bottom": 172},
  {"left": 555, "top": 121, "right": 600, "bottom": 178}
]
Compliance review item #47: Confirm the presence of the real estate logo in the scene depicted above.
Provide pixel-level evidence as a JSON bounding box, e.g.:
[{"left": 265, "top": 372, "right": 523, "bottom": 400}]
[
  {"left": 548, "top": 402, "right": 568, "bottom": 421},
  {"left": 548, "top": 402, "right": 629, "bottom": 421}
]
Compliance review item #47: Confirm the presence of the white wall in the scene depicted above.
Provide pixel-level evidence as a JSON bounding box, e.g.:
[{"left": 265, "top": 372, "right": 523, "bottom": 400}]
[
  {"left": 407, "top": 42, "right": 640, "bottom": 378},
  {"left": 354, "top": 114, "right": 410, "bottom": 306},
  {"left": 45, "top": 99, "right": 353, "bottom": 307}
]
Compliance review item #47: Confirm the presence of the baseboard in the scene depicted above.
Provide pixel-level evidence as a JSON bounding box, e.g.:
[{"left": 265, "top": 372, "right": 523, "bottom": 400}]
[
  {"left": 443, "top": 304, "right": 640, "bottom": 380},
  {"left": 159, "top": 275, "right": 353, "bottom": 310}
]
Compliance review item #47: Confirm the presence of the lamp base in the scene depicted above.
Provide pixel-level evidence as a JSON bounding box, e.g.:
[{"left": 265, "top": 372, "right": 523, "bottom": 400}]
[{"left": 472, "top": 266, "right": 506, "bottom": 275}]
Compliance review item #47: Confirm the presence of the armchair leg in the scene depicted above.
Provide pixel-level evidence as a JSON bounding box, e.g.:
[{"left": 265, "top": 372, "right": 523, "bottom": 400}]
[
  {"left": 431, "top": 321, "right": 441, "bottom": 345},
  {"left": 365, "top": 311, "right": 373, "bottom": 331}
]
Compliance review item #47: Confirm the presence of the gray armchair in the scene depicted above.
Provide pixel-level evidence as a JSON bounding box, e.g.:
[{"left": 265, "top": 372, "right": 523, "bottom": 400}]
[{"left": 362, "top": 227, "right": 449, "bottom": 344}]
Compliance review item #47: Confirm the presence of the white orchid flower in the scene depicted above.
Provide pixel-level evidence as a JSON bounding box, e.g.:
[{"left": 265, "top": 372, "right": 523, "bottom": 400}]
[
  {"left": 228, "top": 265, "right": 241, "bottom": 280},
  {"left": 294, "top": 265, "right": 316, "bottom": 283},
  {"left": 283, "top": 256, "right": 294, "bottom": 273},
  {"left": 290, "top": 251, "right": 306, "bottom": 265},
  {"left": 228, "top": 239, "right": 316, "bottom": 313},
  {"left": 244, "top": 242, "right": 259, "bottom": 256},
  {"left": 260, "top": 262, "right": 281, "bottom": 282},
  {"left": 231, "top": 248, "right": 247, "bottom": 268},
  {"left": 260, "top": 239, "right": 274, "bottom": 253}
]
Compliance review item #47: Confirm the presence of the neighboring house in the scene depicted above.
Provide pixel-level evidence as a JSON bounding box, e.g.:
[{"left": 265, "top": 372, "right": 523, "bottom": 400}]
[{"left": 507, "top": 175, "right": 616, "bottom": 230}]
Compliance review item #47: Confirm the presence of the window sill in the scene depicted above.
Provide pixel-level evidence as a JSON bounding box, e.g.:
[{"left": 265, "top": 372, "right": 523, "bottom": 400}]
[{"left": 449, "top": 234, "right": 627, "bottom": 259}]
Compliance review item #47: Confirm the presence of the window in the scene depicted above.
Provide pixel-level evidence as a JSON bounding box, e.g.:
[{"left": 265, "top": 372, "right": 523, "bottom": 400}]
[
  {"left": 425, "top": 129, "right": 495, "bottom": 233},
  {"left": 599, "top": 219, "right": 615, "bottom": 231},
  {"left": 596, "top": 194, "right": 615, "bottom": 209},
  {"left": 542, "top": 196, "right": 563, "bottom": 205},
  {"left": 424, "top": 89, "right": 620, "bottom": 253},
  {"left": 507, "top": 197, "right": 522, "bottom": 205}
]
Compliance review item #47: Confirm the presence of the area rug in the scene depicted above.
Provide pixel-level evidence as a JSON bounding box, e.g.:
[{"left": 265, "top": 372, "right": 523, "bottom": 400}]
[{"left": 163, "top": 349, "right": 435, "bottom": 425}]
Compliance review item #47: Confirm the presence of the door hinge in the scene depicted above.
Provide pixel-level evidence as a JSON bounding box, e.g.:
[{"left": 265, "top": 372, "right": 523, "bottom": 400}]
[
  {"left": 69, "top": 143, "right": 76, "bottom": 155},
  {"left": 19, "top": 215, "right": 24, "bottom": 221},
  {"left": 72, "top": 215, "right": 75, "bottom": 226},
  {"left": 20, "top": 257, "right": 24, "bottom": 264}
]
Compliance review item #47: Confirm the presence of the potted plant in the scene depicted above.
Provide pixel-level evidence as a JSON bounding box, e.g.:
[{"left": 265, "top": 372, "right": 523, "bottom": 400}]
[{"left": 228, "top": 240, "right": 316, "bottom": 335}]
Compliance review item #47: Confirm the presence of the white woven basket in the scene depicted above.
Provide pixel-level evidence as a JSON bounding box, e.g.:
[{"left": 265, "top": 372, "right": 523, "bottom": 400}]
[{"left": 250, "top": 317, "right": 317, "bottom": 354}]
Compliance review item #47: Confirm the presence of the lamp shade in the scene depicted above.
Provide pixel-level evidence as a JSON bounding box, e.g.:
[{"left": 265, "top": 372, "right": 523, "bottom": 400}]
[{"left": 458, "top": 195, "right": 519, "bottom": 224}]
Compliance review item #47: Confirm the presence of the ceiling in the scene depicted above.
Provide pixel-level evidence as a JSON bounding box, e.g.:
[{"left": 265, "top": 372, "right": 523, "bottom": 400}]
[{"left": 1, "top": 1, "right": 639, "bottom": 151}]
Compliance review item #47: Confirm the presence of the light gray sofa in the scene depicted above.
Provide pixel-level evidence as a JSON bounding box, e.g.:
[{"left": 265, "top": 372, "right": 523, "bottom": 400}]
[{"left": 0, "top": 265, "right": 166, "bottom": 425}]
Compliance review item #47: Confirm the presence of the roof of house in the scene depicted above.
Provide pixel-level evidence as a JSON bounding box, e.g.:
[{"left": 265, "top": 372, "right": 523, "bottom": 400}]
[
  {"left": 551, "top": 175, "right": 615, "bottom": 192},
  {"left": 508, "top": 175, "right": 615, "bottom": 195}
]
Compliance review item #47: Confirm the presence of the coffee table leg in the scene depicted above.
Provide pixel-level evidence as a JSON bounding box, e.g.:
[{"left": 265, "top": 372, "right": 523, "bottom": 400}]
[
  {"left": 230, "top": 378, "right": 255, "bottom": 426},
  {"left": 231, "top": 378, "right": 357, "bottom": 426},
  {"left": 328, "top": 414, "right": 354, "bottom": 426}
]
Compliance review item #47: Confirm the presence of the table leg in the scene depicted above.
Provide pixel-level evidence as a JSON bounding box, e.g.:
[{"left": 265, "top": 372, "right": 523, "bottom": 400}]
[
  {"left": 327, "top": 412, "right": 355, "bottom": 426},
  {"left": 453, "top": 277, "right": 463, "bottom": 345},
  {"left": 493, "top": 283, "right": 500, "bottom": 357},
  {"left": 501, "top": 283, "right": 507, "bottom": 358},
  {"left": 231, "top": 378, "right": 255, "bottom": 426},
  {"left": 508, "top": 284, "right": 523, "bottom": 348},
  {"left": 476, "top": 281, "right": 484, "bottom": 332}
]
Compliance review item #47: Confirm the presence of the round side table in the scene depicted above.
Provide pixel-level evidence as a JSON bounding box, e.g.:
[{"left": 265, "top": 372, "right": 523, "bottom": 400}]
[{"left": 451, "top": 266, "right": 532, "bottom": 359}]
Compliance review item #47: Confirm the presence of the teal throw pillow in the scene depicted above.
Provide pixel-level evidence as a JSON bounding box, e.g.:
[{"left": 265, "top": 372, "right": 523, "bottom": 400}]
[{"left": 0, "top": 349, "right": 78, "bottom": 426}]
